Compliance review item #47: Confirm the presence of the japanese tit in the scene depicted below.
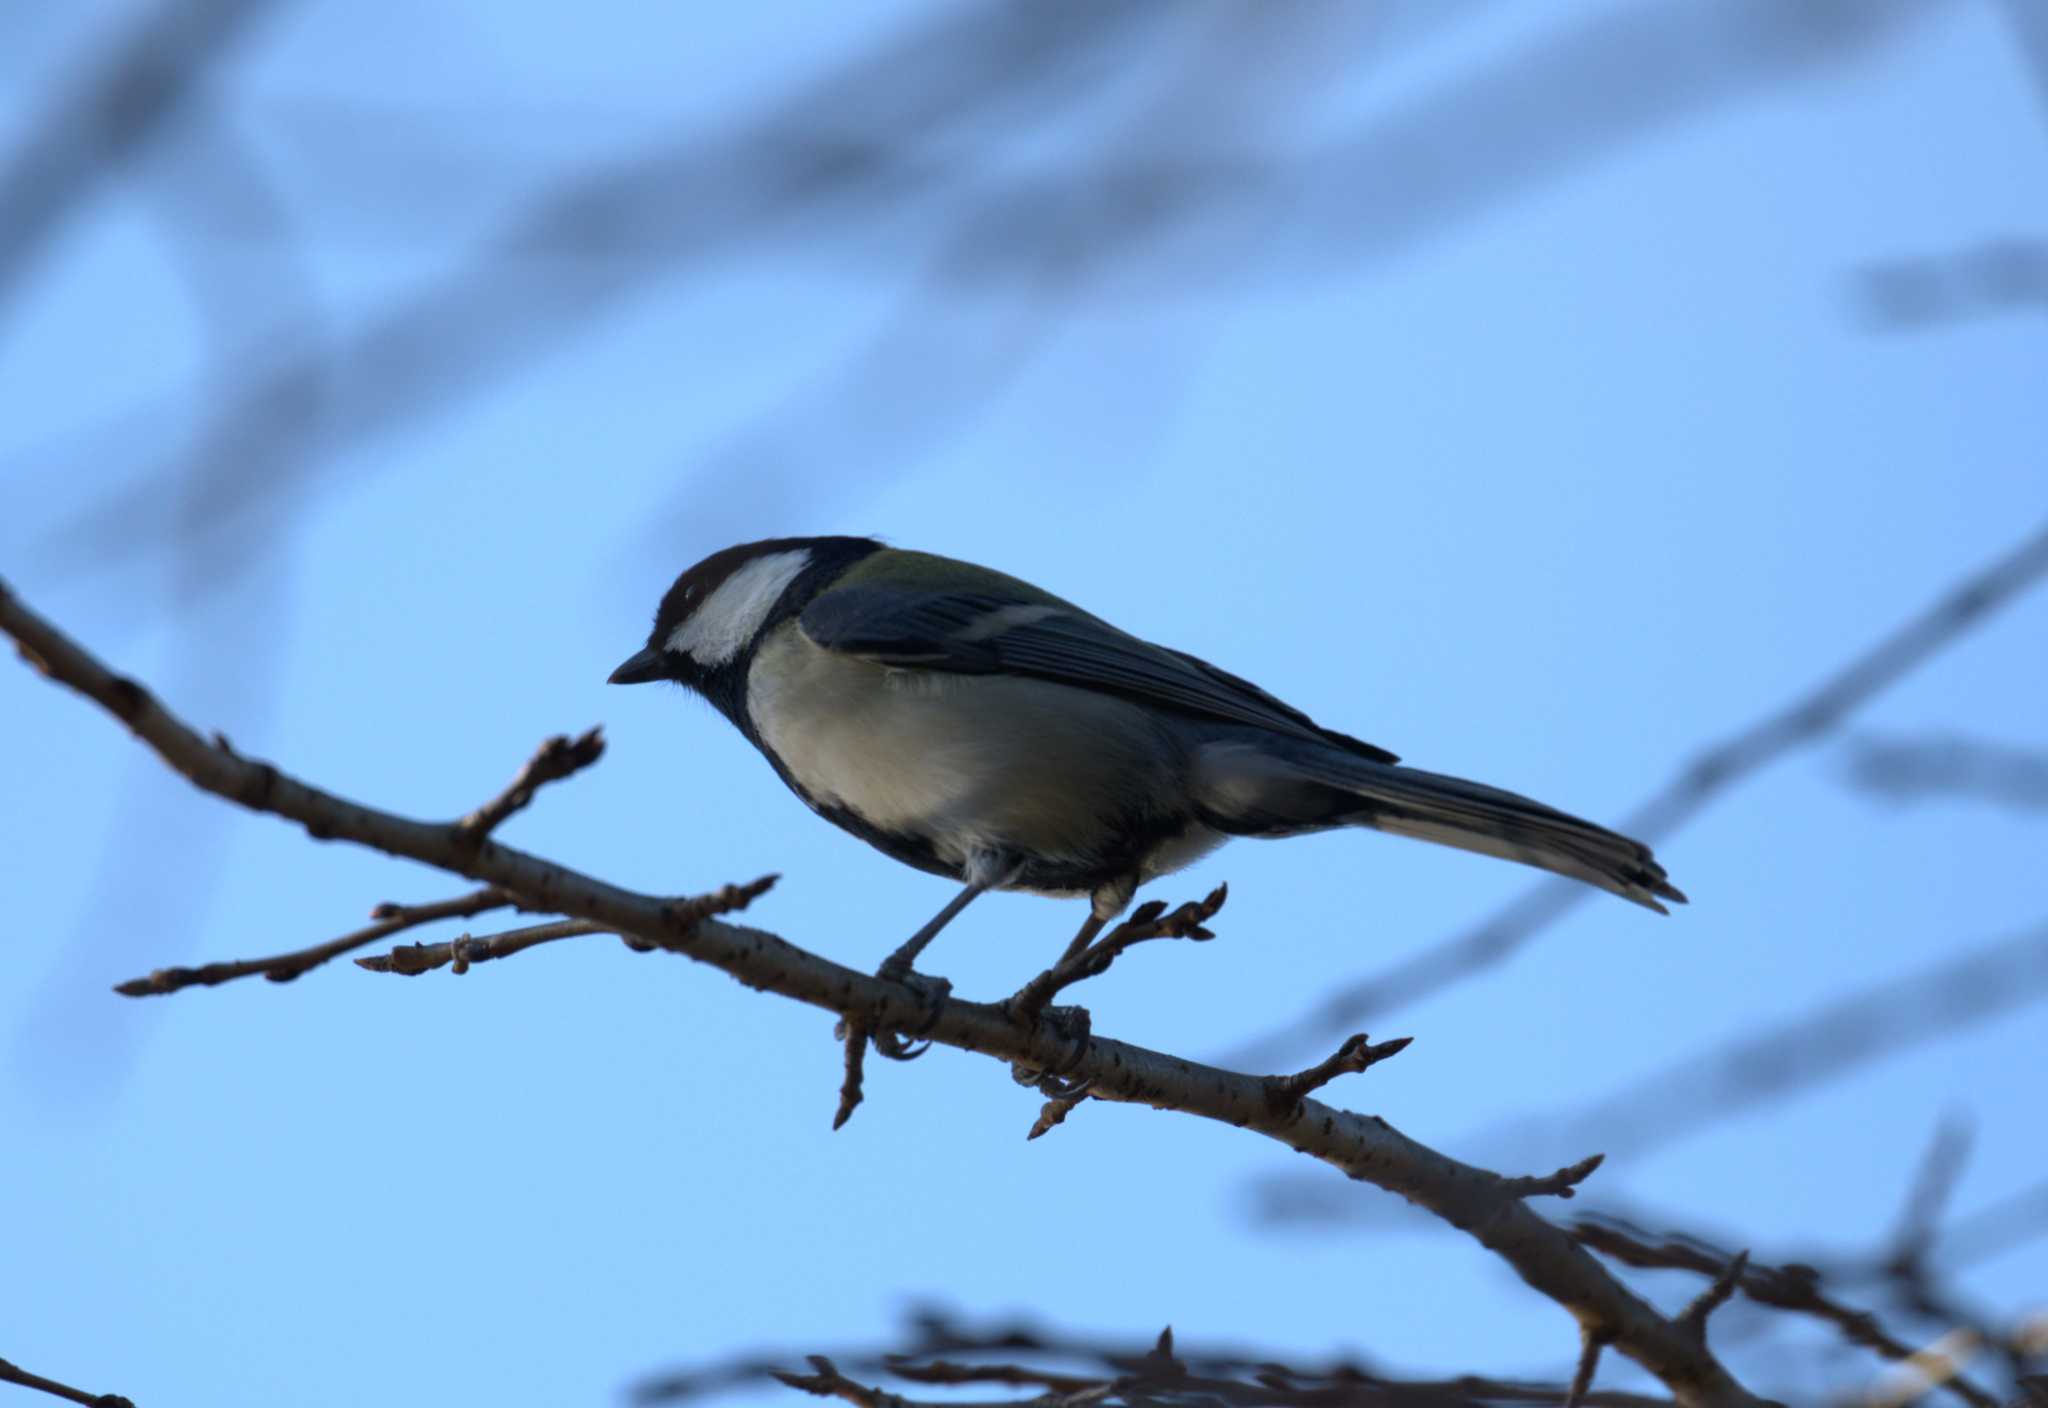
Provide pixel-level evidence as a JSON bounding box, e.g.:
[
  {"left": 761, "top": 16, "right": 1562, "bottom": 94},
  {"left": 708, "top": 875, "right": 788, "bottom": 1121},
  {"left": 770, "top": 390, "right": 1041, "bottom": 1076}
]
[{"left": 609, "top": 536, "right": 1683, "bottom": 973}]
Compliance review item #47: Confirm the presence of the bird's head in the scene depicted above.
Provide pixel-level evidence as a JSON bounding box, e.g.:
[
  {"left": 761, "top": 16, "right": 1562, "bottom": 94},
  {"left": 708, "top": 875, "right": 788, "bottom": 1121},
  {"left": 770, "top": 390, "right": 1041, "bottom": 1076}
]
[{"left": 607, "top": 536, "right": 879, "bottom": 689}]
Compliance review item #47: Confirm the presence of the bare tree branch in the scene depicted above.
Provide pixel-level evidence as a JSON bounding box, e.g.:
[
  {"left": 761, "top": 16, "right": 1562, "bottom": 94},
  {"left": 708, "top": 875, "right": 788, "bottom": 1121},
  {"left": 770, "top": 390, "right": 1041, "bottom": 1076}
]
[
  {"left": 113, "top": 887, "right": 511, "bottom": 995},
  {"left": 1573, "top": 1218, "right": 1999, "bottom": 1408},
  {"left": 1263, "top": 1034, "right": 1414, "bottom": 1113},
  {"left": 1226, "top": 517, "right": 2048, "bottom": 1071},
  {"left": 0, "top": 1354, "right": 135, "bottom": 1408},
  {"left": 452, "top": 726, "right": 606, "bottom": 843},
  {"left": 1676, "top": 1253, "right": 1752, "bottom": 1338},
  {"left": 1006, "top": 885, "right": 1226, "bottom": 1027},
  {"left": 353, "top": 876, "right": 783, "bottom": 976},
  {"left": 1025, "top": 1086, "right": 1089, "bottom": 1141},
  {"left": 1, "top": 578, "right": 1774, "bottom": 1408},
  {"left": 357, "top": 917, "right": 613, "bottom": 976}
]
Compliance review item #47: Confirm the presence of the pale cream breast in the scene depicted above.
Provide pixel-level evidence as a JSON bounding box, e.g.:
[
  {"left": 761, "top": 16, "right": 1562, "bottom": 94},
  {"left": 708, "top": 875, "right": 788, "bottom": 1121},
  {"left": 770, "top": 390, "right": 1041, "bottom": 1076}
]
[{"left": 745, "top": 621, "right": 1186, "bottom": 871}]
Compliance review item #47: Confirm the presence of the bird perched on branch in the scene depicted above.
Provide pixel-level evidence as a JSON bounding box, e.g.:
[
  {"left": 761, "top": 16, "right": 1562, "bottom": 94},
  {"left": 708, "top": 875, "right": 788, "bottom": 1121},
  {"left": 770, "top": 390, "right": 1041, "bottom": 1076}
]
[{"left": 610, "top": 537, "right": 1682, "bottom": 978}]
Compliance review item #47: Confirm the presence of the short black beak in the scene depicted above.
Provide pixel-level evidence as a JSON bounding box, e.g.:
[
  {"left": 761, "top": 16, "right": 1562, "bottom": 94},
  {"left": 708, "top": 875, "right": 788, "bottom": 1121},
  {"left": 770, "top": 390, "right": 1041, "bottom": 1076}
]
[{"left": 607, "top": 646, "right": 666, "bottom": 685}]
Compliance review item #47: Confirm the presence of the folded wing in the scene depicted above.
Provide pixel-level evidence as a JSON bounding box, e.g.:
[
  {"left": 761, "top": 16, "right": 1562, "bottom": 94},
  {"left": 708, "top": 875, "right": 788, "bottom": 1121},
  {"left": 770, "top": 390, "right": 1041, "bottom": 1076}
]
[{"left": 799, "top": 586, "right": 1398, "bottom": 764}]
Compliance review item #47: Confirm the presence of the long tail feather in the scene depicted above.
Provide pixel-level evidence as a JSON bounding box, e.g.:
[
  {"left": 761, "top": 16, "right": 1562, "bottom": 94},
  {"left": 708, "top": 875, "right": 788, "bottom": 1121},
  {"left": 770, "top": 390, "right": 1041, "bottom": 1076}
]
[{"left": 1195, "top": 742, "right": 1684, "bottom": 912}]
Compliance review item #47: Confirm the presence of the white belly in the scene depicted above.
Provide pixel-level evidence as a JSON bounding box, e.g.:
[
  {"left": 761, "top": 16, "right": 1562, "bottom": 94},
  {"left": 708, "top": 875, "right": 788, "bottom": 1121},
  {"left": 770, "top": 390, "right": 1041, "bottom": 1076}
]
[{"left": 745, "top": 622, "right": 1188, "bottom": 876}]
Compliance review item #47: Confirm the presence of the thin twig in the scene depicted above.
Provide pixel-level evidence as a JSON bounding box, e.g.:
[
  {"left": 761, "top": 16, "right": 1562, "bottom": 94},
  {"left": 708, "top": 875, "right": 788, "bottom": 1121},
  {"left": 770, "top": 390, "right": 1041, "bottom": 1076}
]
[
  {"left": 113, "top": 887, "right": 510, "bottom": 995},
  {"left": 1565, "top": 1328, "right": 1611, "bottom": 1408},
  {"left": 1026, "top": 1085, "right": 1091, "bottom": 1141},
  {"left": 832, "top": 1027, "right": 870, "bottom": 1132},
  {"left": 356, "top": 918, "right": 613, "bottom": 975},
  {"left": 774, "top": 1357, "right": 905, "bottom": 1408},
  {"left": 1676, "top": 1252, "right": 1750, "bottom": 1338},
  {"left": 1502, "top": 1154, "right": 1605, "bottom": 1202},
  {"left": 451, "top": 726, "right": 605, "bottom": 843},
  {"left": 885, "top": 1359, "right": 1099, "bottom": 1395},
  {"left": 353, "top": 876, "right": 779, "bottom": 975},
  {"left": 1264, "top": 1034, "right": 1412, "bottom": 1114},
  {"left": 1889, "top": 1117, "right": 1973, "bottom": 1269},
  {"left": 638, "top": 1304, "right": 1689, "bottom": 1406},
  {"left": 0, "top": 1354, "right": 136, "bottom": 1408},
  {"left": 657, "top": 875, "right": 781, "bottom": 936},
  {"left": 1007, "top": 885, "right": 1226, "bottom": 1027}
]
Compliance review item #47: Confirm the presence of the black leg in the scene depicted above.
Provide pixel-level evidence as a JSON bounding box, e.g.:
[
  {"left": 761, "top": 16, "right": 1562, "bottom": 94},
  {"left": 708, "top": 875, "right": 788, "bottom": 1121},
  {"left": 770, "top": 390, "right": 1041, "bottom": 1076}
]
[
  {"left": 878, "top": 878, "right": 992, "bottom": 982},
  {"left": 1055, "top": 912, "right": 1107, "bottom": 967}
]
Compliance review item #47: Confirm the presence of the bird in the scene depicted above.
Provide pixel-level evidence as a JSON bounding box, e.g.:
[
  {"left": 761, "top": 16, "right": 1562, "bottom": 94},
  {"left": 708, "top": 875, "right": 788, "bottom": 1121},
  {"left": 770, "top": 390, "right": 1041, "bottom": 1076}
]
[{"left": 608, "top": 536, "right": 1683, "bottom": 979}]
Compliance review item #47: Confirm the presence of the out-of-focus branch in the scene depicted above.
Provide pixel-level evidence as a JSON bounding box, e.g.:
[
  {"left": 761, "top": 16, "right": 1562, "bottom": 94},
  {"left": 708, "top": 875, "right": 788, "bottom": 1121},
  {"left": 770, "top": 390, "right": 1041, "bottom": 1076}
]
[
  {"left": 1934, "top": 1179, "right": 2048, "bottom": 1273},
  {"left": 1842, "top": 732, "right": 2048, "bottom": 811},
  {"left": 1250, "top": 919, "right": 2048, "bottom": 1225},
  {"left": 1226, "top": 517, "right": 2048, "bottom": 1071},
  {"left": 0, "top": 1353, "right": 134, "bottom": 1408},
  {"left": 1992, "top": 0, "right": 2048, "bottom": 129},
  {"left": 1573, "top": 1217, "right": 2000, "bottom": 1408},
  {"left": 1, "top": 580, "right": 1772, "bottom": 1408},
  {"left": 35, "top": 0, "right": 1171, "bottom": 582},
  {"left": 638, "top": 1309, "right": 1679, "bottom": 1408},
  {"left": 36, "top": 0, "right": 1953, "bottom": 589},
  {"left": 1491, "top": 921, "right": 2048, "bottom": 1168},
  {"left": 1855, "top": 239, "right": 2048, "bottom": 331},
  {"left": 0, "top": 0, "right": 278, "bottom": 315},
  {"left": 1676, "top": 1253, "right": 1751, "bottom": 1337}
]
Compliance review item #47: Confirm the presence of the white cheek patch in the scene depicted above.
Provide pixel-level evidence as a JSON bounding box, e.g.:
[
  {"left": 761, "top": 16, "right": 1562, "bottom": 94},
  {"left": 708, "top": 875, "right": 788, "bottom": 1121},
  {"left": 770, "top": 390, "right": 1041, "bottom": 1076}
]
[{"left": 667, "top": 549, "right": 812, "bottom": 665}]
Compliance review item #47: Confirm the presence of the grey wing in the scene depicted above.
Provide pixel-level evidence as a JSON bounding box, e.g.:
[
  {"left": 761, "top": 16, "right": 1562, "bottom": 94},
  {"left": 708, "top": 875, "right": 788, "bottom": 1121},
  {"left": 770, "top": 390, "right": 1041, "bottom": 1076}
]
[{"left": 798, "top": 585, "right": 1398, "bottom": 764}]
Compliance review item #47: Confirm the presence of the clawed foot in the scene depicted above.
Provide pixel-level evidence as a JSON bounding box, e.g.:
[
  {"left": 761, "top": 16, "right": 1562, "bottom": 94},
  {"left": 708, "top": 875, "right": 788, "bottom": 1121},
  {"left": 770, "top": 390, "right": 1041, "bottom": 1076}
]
[
  {"left": 1007, "top": 1001, "right": 1092, "bottom": 1088},
  {"left": 869, "top": 964, "right": 952, "bottom": 1061},
  {"left": 1038, "top": 1001, "right": 1091, "bottom": 1047}
]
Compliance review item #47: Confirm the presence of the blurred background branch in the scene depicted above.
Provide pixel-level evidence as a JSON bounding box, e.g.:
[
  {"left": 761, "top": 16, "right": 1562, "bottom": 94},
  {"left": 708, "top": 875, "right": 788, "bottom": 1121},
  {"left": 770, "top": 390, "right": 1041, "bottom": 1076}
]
[
  {"left": 1224, "top": 518, "right": 2048, "bottom": 1072},
  {"left": 0, "top": 0, "right": 281, "bottom": 314},
  {"left": 1842, "top": 732, "right": 2048, "bottom": 810}
]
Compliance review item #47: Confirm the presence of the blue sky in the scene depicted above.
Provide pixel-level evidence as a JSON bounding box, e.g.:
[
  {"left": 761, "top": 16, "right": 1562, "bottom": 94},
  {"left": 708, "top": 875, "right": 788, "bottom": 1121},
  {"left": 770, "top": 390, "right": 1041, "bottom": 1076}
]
[{"left": 3, "top": 3, "right": 2044, "bottom": 1404}]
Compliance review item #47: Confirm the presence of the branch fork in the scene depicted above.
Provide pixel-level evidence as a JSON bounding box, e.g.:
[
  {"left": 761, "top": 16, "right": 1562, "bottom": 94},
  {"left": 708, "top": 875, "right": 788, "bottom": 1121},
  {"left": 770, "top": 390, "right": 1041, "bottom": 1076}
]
[
  {"left": 1006, "top": 884, "right": 1227, "bottom": 1029},
  {"left": 450, "top": 726, "right": 605, "bottom": 844},
  {"left": 1263, "top": 1033, "right": 1413, "bottom": 1116}
]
